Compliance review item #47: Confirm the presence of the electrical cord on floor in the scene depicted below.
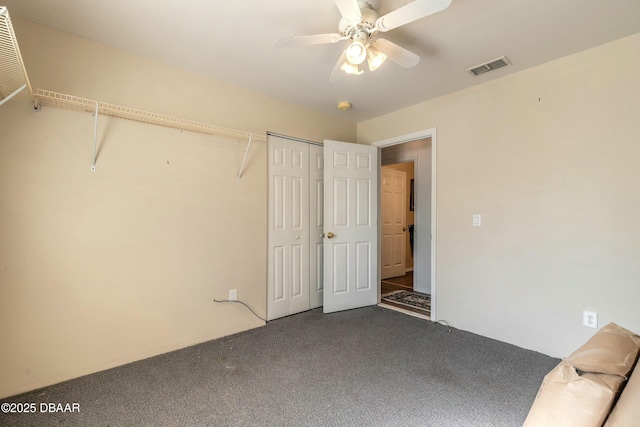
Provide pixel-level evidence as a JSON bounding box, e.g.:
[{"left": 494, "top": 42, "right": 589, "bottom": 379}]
[
  {"left": 432, "top": 319, "right": 453, "bottom": 332},
  {"left": 213, "top": 299, "right": 267, "bottom": 322}
]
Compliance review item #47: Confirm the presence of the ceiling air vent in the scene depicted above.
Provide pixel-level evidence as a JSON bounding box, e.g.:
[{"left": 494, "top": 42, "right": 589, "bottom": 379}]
[{"left": 467, "top": 56, "right": 511, "bottom": 76}]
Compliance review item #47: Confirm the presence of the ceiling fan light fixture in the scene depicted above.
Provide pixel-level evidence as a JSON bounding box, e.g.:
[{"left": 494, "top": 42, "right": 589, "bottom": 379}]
[
  {"left": 345, "top": 40, "right": 367, "bottom": 65},
  {"left": 277, "top": 0, "right": 453, "bottom": 81},
  {"left": 366, "top": 46, "right": 387, "bottom": 71},
  {"left": 340, "top": 60, "right": 364, "bottom": 75}
]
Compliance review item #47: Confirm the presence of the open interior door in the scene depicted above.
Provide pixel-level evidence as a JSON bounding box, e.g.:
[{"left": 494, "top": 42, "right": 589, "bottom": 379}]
[
  {"left": 381, "top": 166, "right": 407, "bottom": 279},
  {"left": 323, "top": 140, "right": 378, "bottom": 313}
]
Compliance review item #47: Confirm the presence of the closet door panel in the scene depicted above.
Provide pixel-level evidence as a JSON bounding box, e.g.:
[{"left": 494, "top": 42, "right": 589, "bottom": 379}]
[
  {"left": 309, "top": 144, "right": 324, "bottom": 309},
  {"left": 268, "top": 136, "right": 310, "bottom": 320}
]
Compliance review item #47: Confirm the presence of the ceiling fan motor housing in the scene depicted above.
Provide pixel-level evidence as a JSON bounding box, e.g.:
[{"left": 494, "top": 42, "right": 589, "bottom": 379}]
[{"left": 339, "top": 5, "right": 379, "bottom": 39}]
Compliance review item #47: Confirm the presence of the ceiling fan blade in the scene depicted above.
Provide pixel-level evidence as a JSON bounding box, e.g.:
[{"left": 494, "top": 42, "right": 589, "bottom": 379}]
[
  {"left": 372, "top": 39, "right": 420, "bottom": 68},
  {"left": 376, "top": 0, "right": 452, "bottom": 32},
  {"left": 329, "top": 50, "right": 348, "bottom": 82},
  {"left": 276, "top": 33, "right": 343, "bottom": 48},
  {"left": 334, "top": 0, "right": 362, "bottom": 23}
]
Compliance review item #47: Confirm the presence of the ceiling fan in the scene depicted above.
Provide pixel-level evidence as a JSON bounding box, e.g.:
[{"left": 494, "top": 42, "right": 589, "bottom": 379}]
[{"left": 276, "top": 0, "right": 452, "bottom": 81}]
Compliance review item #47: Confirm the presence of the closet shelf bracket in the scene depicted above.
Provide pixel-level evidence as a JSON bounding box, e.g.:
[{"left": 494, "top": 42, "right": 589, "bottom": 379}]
[
  {"left": 0, "top": 83, "right": 26, "bottom": 107},
  {"left": 91, "top": 102, "right": 98, "bottom": 172},
  {"left": 237, "top": 134, "right": 253, "bottom": 183}
]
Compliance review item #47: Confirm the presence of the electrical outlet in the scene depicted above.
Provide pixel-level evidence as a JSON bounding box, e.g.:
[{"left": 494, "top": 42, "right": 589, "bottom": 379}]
[
  {"left": 583, "top": 311, "right": 597, "bottom": 329},
  {"left": 229, "top": 289, "right": 238, "bottom": 301}
]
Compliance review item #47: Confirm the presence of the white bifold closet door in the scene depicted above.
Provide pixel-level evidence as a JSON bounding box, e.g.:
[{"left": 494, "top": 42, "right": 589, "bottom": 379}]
[
  {"left": 267, "top": 136, "right": 378, "bottom": 320},
  {"left": 267, "top": 136, "right": 323, "bottom": 320}
]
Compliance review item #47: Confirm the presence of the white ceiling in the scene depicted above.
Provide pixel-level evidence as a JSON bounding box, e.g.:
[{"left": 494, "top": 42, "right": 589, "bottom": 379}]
[{"left": 4, "top": 0, "right": 640, "bottom": 122}]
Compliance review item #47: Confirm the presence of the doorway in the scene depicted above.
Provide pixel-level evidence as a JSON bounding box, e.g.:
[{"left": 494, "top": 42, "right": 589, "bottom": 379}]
[{"left": 375, "top": 130, "right": 435, "bottom": 320}]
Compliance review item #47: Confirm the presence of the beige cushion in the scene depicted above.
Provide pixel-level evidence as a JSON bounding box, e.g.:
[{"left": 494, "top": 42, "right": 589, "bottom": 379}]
[
  {"left": 604, "top": 364, "right": 640, "bottom": 427},
  {"left": 523, "top": 363, "right": 624, "bottom": 427},
  {"left": 523, "top": 323, "right": 640, "bottom": 427},
  {"left": 567, "top": 323, "right": 640, "bottom": 377}
]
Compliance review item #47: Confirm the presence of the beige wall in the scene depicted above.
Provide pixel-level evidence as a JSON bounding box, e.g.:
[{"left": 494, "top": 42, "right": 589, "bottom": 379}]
[
  {"left": 0, "top": 19, "right": 355, "bottom": 398},
  {"left": 358, "top": 33, "right": 640, "bottom": 357},
  {"left": 384, "top": 162, "right": 415, "bottom": 270}
]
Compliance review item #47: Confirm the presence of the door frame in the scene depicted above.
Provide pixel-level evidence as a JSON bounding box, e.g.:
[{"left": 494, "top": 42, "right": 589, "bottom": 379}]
[{"left": 372, "top": 128, "right": 437, "bottom": 321}]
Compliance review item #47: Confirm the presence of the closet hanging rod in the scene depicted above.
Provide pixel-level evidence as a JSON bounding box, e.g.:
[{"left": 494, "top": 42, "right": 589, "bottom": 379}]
[
  {"left": 266, "top": 132, "right": 322, "bottom": 146},
  {"left": 34, "top": 89, "right": 267, "bottom": 142}
]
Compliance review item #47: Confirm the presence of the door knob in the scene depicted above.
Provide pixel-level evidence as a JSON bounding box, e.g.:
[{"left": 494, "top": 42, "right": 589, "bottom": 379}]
[
  {"left": 403, "top": 227, "right": 408, "bottom": 232},
  {"left": 326, "top": 232, "right": 335, "bottom": 239}
]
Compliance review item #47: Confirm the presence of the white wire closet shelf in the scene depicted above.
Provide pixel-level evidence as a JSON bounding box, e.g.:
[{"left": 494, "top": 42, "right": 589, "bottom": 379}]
[
  {"left": 0, "top": 6, "right": 264, "bottom": 178},
  {"left": 0, "top": 6, "right": 36, "bottom": 107},
  {"left": 34, "top": 89, "right": 266, "bottom": 142}
]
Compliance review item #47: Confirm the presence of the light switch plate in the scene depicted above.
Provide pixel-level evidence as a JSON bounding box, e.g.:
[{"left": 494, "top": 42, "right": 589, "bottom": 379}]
[{"left": 473, "top": 214, "right": 481, "bottom": 227}]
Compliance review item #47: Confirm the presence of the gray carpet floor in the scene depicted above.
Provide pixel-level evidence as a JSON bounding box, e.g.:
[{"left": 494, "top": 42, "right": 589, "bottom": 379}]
[{"left": 1, "top": 306, "right": 559, "bottom": 426}]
